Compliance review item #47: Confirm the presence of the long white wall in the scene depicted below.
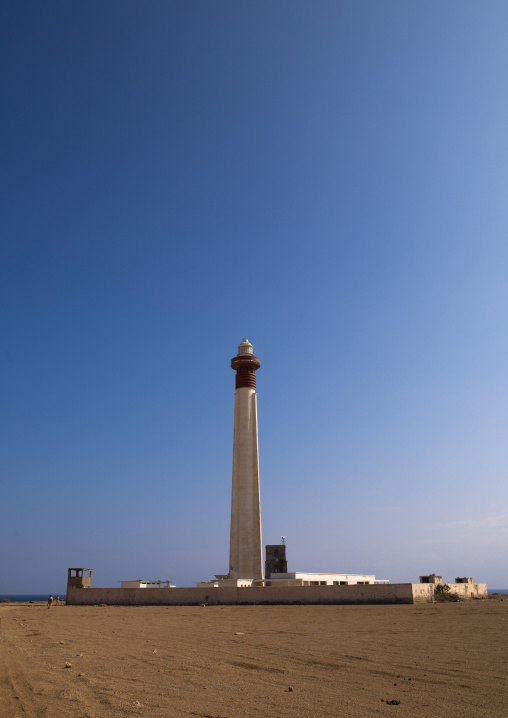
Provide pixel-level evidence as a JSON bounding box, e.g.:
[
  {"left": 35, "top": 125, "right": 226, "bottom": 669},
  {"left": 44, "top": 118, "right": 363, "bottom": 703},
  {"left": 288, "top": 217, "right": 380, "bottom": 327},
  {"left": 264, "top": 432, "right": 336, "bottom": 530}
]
[{"left": 67, "top": 583, "right": 442, "bottom": 606}]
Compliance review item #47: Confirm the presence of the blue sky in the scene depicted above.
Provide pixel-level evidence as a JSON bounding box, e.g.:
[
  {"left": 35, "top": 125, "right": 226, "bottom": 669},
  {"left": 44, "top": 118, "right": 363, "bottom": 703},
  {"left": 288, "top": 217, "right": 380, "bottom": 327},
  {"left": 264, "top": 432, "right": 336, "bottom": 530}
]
[{"left": 1, "top": 1, "right": 507, "bottom": 594}]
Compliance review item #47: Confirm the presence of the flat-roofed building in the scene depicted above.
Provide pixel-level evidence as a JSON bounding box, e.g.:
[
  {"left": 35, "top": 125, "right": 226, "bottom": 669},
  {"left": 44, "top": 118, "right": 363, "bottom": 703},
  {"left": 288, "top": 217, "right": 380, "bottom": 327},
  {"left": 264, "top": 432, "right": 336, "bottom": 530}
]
[
  {"left": 266, "top": 572, "right": 382, "bottom": 586},
  {"left": 120, "top": 580, "right": 174, "bottom": 588}
]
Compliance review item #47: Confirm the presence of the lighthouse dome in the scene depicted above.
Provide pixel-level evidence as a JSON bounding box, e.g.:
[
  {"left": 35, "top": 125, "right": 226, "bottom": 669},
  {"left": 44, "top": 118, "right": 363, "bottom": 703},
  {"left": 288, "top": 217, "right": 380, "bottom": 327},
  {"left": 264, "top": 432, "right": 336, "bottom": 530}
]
[{"left": 237, "top": 338, "right": 254, "bottom": 355}]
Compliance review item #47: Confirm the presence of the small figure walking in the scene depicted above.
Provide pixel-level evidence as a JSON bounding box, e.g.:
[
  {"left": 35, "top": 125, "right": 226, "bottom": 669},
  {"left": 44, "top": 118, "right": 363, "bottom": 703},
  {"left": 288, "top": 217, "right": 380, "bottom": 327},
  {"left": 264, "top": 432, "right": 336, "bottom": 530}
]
[{"left": 47, "top": 595, "right": 53, "bottom": 609}]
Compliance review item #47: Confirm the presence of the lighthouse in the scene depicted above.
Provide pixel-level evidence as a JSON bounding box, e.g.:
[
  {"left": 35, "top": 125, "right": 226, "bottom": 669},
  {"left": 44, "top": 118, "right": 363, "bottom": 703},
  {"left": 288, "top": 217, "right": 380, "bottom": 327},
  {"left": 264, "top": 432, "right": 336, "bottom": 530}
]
[{"left": 229, "top": 339, "right": 263, "bottom": 581}]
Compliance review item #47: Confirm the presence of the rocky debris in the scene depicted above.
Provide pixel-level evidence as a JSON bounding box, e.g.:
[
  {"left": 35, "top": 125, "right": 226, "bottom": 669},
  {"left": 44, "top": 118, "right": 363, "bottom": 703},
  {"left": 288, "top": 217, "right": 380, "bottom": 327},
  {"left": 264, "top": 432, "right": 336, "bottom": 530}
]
[
  {"left": 286, "top": 686, "right": 294, "bottom": 692},
  {"left": 434, "top": 584, "right": 460, "bottom": 602},
  {"left": 386, "top": 699, "right": 400, "bottom": 705},
  {"left": 65, "top": 662, "right": 72, "bottom": 668},
  {"left": 234, "top": 632, "right": 244, "bottom": 635}
]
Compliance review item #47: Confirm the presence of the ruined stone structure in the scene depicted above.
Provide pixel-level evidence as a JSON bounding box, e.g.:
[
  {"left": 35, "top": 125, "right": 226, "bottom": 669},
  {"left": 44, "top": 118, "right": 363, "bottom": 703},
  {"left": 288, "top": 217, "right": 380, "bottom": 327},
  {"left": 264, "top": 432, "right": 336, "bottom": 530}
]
[
  {"left": 420, "top": 573, "right": 443, "bottom": 584},
  {"left": 419, "top": 574, "right": 485, "bottom": 600},
  {"left": 67, "top": 568, "right": 93, "bottom": 590}
]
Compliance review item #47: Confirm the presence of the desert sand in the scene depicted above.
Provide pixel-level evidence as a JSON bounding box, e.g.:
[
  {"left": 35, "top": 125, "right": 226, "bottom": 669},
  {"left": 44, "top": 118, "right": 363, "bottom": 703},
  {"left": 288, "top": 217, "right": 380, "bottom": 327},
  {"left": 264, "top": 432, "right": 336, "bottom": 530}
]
[{"left": 1, "top": 599, "right": 507, "bottom": 717}]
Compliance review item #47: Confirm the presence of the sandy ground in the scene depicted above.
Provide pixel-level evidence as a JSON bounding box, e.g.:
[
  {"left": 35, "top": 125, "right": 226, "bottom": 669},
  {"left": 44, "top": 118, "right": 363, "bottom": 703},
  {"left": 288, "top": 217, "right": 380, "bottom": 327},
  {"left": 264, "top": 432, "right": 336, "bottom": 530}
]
[{"left": 1, "top": 599, "right": 507, "bottom": 717}]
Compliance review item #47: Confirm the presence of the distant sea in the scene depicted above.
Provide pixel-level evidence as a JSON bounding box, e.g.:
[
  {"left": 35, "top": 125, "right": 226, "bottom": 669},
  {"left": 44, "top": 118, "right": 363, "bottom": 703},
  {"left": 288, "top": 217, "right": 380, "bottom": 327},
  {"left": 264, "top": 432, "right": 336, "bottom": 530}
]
[{"left": 1, "top": 594, "right": 66, "bottom": 603}]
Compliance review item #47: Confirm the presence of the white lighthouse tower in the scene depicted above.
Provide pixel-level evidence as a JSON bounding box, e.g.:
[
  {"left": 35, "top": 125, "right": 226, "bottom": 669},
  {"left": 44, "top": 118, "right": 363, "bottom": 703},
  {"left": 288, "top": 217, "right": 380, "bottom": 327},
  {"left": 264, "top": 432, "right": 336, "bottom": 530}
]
[{"left": 229, "top": 339, "right": 263, "bottom": 581}]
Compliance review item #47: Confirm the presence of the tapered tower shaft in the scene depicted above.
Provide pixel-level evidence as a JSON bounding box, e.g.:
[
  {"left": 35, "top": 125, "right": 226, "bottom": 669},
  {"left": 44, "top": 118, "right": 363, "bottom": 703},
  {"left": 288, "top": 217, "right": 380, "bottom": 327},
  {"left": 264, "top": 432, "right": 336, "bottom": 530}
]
[{"left": 229, "top": 339, "right": 263, "bottom": 580}]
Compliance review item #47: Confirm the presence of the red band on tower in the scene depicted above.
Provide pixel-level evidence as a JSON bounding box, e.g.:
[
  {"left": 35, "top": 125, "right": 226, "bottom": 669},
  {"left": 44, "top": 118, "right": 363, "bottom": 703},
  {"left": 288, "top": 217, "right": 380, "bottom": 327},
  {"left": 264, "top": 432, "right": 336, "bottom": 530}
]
[{"left": 231, "top": 339, "right": 260, "bottom": 391}]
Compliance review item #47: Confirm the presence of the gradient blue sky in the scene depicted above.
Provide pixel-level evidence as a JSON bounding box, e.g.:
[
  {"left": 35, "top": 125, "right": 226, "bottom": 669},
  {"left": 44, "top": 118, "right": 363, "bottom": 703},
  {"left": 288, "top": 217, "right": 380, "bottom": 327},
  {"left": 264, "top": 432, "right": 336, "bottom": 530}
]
[{"left": 1, "top": 1, "right": 507, "bottom": 594}]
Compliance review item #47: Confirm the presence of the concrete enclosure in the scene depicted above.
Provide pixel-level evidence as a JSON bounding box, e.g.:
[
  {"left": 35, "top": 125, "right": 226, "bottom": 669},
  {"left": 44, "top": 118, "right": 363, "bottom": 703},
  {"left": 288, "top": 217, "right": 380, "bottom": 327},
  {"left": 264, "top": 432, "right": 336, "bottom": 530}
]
[
  {"left": 67, "top": 583, "right": 429, "bottom": 606},
  {"left": 66, "top": 340, "right": 489, "bottom": 607},
  {"left": 66, "top": 576, "right": 487, "bottom": 606}
]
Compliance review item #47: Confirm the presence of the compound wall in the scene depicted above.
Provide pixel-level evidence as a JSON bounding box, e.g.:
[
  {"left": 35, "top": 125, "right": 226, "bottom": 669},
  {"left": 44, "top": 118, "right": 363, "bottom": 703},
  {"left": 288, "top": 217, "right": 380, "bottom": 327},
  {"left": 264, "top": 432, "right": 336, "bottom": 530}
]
[
  {"left": 435, "top": 582, "right": 488, "bottom": 600},
  {"left": 67, "top": 582, "right": 435, "bottom": 606}
]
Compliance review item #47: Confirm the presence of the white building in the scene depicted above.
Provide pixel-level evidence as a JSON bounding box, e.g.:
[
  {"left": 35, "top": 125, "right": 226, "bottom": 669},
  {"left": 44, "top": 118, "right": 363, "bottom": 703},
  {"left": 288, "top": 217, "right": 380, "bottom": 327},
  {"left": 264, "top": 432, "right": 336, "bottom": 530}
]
[
  {"left": 266, "top": 573, "right": 388, "bottom": 586},
  {"left": 196, "top": 578, "right": 254, "bottom": 588},
  {"left": 198, "top": 573, "right": 389, "bottom": 588},
  {"left": 120, "top": 580, "right": 174, "bottom": 588}
]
